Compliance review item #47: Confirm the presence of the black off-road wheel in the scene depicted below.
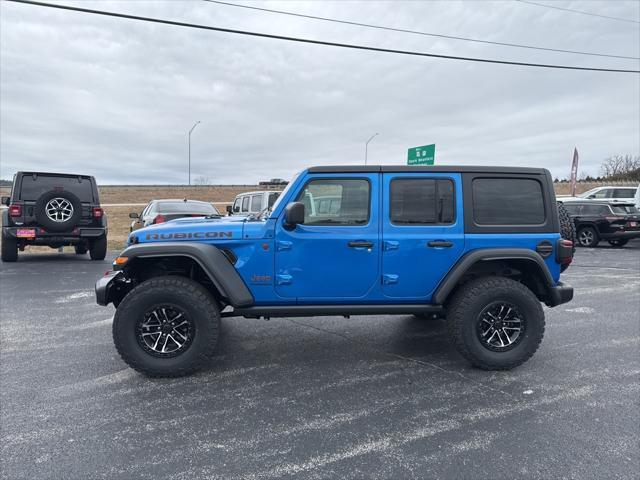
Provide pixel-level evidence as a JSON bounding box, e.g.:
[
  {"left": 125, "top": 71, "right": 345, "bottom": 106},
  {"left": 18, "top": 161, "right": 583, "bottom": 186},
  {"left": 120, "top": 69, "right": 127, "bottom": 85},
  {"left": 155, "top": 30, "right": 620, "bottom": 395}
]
[
  {"left": 89, "top": 236, "right": 107, "bottom": 260},
  {"left": 557, "top": 202, "right": 576, "bottom": 272},
  {"left": 1, "top": 235, "right": 18, "bottom": 262},
  {"left": 113, "top": 276, "right": 220, "bottom": 377},
  {"left": 608, "top": 239, "right": 629, "bottom": 247},
  {"left": 577, "top": 226, "right": 599, "bottom": 248},
  {"left": 447, "top": 276, "right": 545, "bottom": 370}
]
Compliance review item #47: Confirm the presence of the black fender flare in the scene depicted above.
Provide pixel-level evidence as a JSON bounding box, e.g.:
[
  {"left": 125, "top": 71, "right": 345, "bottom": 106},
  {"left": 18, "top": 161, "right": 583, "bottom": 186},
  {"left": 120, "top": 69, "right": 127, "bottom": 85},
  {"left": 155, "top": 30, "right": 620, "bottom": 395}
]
[
  {"left": 432, "top": 248, "right": 554, "bottom": 305},
  {"left": 116, "top": 242, "right": 254, "bottom": 307}
]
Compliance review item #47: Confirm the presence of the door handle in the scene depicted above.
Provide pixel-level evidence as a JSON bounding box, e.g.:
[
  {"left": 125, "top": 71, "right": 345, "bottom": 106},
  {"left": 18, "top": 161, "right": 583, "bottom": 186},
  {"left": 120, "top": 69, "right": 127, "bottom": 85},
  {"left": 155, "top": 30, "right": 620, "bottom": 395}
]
[
  {"left": 348, "top": 241, "right": 374, "bottom": 248},
  {"left": 427, "top": 240, "right": 453, "bottom": 248}
]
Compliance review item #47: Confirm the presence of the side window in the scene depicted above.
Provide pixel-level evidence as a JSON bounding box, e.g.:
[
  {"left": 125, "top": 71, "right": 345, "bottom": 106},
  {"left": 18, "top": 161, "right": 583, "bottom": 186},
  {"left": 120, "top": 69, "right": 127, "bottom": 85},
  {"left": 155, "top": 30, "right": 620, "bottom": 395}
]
[
  {"left": 613, "top": 188, "right": 635, "bottom": 198},
  {"left": 581, "top": 204, "right": 607, "bottom": 215},
  {"left": 592, "top": 189, "right": 612, "bottom": 199},
  {"left": 268, "top": 192, "right": 279, "bottom": 208},
  {"left": 250, "top": 194, "right": 262, "bottom": 213},
  {"left": 563, "top": 204, "right": 581, "bottom": 215},
  {"left": 295, "top": 178, "right": 369, "bottom": 226},
  {"left": 390, "top": 178, "right": 455, "bottom": 225},
  {"left": 241, "top": 196, "right": 250, "bottom": 213},
  {"left": 472, "top": 178, "right": 545, "bottom": 225},
  {"left": 232, "top": 198, "right": 241, "bottom": 213}
]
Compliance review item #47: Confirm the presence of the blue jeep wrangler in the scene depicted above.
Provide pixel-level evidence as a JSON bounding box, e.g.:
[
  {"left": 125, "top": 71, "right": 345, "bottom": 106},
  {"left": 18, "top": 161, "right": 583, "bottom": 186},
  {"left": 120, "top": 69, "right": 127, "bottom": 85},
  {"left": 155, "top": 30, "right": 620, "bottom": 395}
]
[{"left": 96, "top": 166, "right": 574, "bottom": 377}]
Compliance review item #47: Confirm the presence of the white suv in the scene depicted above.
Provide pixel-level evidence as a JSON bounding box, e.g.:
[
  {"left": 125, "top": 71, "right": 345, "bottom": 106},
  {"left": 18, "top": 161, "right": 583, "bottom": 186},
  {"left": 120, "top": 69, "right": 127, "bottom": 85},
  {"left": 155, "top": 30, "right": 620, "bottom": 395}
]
[
  {"left": 560, "top": 185, "right": 638, "bottom": 203},
  {"left": 228, "top": 191, "right": 281, "bottom": 216}
]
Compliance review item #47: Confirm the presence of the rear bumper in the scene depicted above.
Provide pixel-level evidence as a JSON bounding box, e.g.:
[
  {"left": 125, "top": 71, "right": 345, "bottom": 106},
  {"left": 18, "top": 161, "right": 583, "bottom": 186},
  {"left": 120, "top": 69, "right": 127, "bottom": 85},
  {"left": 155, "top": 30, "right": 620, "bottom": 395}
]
[
  {"left": 546, "top": 281, "right": 574, "bottom": 307},
  {"left": 2, "top": 226, "right": 106, "bottom": 244}
]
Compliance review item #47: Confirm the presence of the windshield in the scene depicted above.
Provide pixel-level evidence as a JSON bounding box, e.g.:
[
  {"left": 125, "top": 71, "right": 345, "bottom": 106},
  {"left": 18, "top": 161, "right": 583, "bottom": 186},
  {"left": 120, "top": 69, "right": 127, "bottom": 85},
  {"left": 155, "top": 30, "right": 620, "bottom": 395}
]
[
  {"left": 266, "top": 172, "right": 300, "bottom": 217},
  {"left": 157, "top": 202, "right": 219, "bottom": 215},
  {"left": 577, "top": 188, "right": 599, "bottom": 198}
]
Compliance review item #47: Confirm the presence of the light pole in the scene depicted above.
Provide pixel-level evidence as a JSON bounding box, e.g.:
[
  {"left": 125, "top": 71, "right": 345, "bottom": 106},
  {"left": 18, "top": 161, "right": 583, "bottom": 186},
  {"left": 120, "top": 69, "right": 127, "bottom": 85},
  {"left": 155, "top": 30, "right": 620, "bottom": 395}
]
[
  {"left": 188, "top": 121, "right": 201, "bottom": 186},
  {"left": 364, "top": 133, "right": 378, "bottom": 166}
]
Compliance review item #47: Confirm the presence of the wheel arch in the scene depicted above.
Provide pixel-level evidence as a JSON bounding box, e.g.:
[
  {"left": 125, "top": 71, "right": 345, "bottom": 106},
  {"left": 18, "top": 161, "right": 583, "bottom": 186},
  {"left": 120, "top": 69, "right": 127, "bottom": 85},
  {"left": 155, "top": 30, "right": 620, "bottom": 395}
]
[
  {"left": 116, "top": 242, "right": 254, "bottom": 308},
  {"left": 433, "top": 249, "right": 554, "bottom": 306}
]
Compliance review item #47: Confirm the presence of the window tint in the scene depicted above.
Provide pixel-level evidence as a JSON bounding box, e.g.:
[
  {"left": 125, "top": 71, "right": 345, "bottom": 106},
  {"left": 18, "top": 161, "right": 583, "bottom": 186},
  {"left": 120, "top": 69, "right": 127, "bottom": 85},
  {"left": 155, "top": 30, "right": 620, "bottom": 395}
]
[
  {"left": 19, "top": 175, "right": 94, "bottom": 202},
  {"left": 268, "top": 192, "right": 279, "bottom": 208},
  {"left": 581, "top": 204, "right": 608, "bottom": 215},
  {"left": 157, "top": 202, "right": 216, "bottom": 214},
  {"left": 296, "top": 178, "right": 369, "bottom": 225},
  {"left": 390, "top": 178, "right": 455, "bottom": 225},
  {"left": 472, "top": 178, "right": 545, "bottom": 225},
  {"left": 241, "top": 196, "right": 250, "bottom": 212},
  {"left": 612, "top": 188, "right": 636, "bottom": 198},
  {"left": 611, "top": 205, "right": 638, "bottom": 214},
  {"left": 563, "top": 203, "right": 581, "bottom": 215},
  {"left": 232, "top": 198, "right": 241, "bottom": 213},
  {"left": 250, "top": 195, "right": 262, "bottom": 212}
]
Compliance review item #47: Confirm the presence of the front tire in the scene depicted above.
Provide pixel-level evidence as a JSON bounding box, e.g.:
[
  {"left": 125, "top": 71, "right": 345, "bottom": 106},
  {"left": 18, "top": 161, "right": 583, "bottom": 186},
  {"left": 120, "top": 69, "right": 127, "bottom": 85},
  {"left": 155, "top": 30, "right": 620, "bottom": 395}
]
[
  {"left": 1, "top": 235, "right": 18, "bottom": 262},
  {"left": 113, "top": 276, "right": 220, "bottom": 377},
  {"left": 89, "top": 236, "right": 107, "bottom": 260},
  {"left": 577, "top": 226, "right": 599, "bottom": 247},
  {"left": 447, "top": 277, "right": 545, "bottom": 370}
]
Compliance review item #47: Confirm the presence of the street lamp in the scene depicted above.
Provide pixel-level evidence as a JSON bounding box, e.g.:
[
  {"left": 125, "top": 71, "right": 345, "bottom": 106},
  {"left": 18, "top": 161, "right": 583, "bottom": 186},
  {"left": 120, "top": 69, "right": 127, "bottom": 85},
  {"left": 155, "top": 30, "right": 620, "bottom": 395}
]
[
  {"left": 188, "top": 121, "right": 201, "bottom": 186},
  {"left": 364, "top": 133, "right": 378, "bottom": 166}
]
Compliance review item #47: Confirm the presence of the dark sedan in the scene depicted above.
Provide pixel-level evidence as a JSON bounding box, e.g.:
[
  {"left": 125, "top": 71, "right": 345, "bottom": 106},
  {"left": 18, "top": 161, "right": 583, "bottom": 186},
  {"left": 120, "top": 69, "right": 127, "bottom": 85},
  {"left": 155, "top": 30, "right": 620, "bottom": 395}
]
[
  {"left": 129, "top": 199, "right": 220, "bottom": 232},
  {"left": 563, "top": 201, "right": 640, "bottom": 247}
]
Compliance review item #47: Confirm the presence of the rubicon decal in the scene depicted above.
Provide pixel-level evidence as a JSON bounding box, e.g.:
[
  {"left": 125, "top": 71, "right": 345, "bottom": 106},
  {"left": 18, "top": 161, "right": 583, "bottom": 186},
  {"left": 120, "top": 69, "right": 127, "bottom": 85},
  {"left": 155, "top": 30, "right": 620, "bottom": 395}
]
[{"left": 145, "top": 231, "right": 233, "bottom": 240}]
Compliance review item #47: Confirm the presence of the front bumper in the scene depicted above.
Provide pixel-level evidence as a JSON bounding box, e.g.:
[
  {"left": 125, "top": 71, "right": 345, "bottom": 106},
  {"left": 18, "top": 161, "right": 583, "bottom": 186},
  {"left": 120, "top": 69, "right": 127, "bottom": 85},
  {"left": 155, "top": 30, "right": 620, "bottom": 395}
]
[
  {"left": 95, "top": 270, "right": 124, "bottom": 306},
  {"left": 546, "top": 281, "right": 574, "bottom": 307}
]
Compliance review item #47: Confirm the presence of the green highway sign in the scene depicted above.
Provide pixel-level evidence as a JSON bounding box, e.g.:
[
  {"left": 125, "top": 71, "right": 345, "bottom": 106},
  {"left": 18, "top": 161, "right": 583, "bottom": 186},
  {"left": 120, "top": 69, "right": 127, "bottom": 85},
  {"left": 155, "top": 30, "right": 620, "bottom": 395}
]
[{"left": 408, "top": 144, "right": 435, "bottom": 165}]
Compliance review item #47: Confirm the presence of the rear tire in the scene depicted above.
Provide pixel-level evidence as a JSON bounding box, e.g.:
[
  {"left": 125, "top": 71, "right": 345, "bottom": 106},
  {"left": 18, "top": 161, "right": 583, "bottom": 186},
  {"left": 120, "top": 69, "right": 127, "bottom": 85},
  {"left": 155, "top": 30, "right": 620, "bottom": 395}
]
[
  {"left": 607, "top": 239, "right": 629, "bottom": 247},
  {"left": 89, "top": 236, "right": 107, "bottom": 260},
  {"left": 113, "top": 276, "right": 220, "bottom": 377},
  {"left": 557, "top": 203, "right": 576, "bottom": 272},
  {"left": 577, "top": 226, "right": 599, "bottom": 247},
  {"left": 1, "top": 235, "right": 18, "bottom": 262},
  {"left": 447, "top": 276, "right": 545, "bottom": 370}
]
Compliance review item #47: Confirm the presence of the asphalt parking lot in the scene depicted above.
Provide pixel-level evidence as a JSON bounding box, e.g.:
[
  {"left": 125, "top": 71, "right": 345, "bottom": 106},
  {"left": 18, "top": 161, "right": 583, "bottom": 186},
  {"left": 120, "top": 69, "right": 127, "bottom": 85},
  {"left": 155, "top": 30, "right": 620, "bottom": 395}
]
[{"left": 1, "top": 242, "right": 639, "bottom": 480}]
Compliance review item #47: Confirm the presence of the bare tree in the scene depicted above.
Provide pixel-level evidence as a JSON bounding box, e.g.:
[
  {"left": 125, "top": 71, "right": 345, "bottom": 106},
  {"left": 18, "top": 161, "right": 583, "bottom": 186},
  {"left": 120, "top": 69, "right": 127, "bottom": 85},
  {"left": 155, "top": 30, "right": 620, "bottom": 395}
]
[
  {"left": 193, "top": 176, "right": 211, "bottom": 186},
  {"left": 600, "top": 155, "right": 640, "bottom": 178}
]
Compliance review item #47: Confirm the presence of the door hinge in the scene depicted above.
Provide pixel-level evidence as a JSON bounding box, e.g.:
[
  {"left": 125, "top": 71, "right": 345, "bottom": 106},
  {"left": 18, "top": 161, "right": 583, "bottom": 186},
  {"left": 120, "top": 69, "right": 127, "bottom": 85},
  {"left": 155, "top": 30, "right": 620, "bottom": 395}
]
[
  {"left": 276, "top": 274, "right": 293, "bottom": 285},
  {"left": 276, "top": 241, "right": 292, "bottom": 251},
  {"left": 383, "top": 241, "right": 399, "bottom": 251}
]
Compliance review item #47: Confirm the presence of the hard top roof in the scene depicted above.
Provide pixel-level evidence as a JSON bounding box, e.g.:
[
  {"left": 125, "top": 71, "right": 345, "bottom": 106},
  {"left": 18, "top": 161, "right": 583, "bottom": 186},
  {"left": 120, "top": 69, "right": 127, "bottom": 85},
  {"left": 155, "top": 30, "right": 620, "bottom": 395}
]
[{"left": 307, "top": 165, "right": 549, "bottom": 174}]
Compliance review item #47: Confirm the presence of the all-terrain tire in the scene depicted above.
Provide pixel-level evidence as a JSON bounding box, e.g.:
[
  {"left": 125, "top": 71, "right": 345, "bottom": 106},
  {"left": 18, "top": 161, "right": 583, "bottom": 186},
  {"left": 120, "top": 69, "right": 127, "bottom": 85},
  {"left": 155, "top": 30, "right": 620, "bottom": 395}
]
[
  {"left": 34, "top": 190, "right": 82, "bottom": 233},
  {"left": 557, "top": 202, "right": 576, "bottom": 272},
  {"left": 577, "top": 226, "right": 599, "bottom": 248},
  {"left": 1, "top": 235, "right": 18, "bottom": 262},
  {"left": 113, "top": 276, "right": 220, "bottom": 377},
  {"left": 89, "top": 236, "right": 107, "bottom": 260},
  {"left": 447, "top": 276, "right": 545, "bottom": 370}
]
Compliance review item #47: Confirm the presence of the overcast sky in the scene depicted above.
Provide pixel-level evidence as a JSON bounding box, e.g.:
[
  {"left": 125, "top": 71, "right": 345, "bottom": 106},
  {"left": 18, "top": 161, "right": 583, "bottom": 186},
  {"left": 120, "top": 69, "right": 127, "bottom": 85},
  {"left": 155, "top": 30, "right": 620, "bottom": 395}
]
[{"left": 1, "top": 0, "right": 639, "bottom": 184}]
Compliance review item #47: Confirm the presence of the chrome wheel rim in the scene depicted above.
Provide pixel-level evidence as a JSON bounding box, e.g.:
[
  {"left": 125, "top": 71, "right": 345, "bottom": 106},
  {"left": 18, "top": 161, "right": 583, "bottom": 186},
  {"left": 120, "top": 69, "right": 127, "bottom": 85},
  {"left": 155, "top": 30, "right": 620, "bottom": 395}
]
[
  {"left": 45, "top": 197, "right": 74, "bottom": 222},
  {"left": 579, "top": 229, "right": 594, "bottom": 246},
  {"left": 136, "top": 305, "right": 194, "bottom": 357},
  {"left": 477, "top": 301, "right": 525, "bottom": 351}
]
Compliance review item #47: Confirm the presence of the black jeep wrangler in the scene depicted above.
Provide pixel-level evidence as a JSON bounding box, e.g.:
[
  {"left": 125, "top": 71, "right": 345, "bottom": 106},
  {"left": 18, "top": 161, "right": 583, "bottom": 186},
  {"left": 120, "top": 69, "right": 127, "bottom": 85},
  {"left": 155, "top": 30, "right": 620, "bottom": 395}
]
[{"left": 1, "top": 172, "right": 107, "bottom": 262}]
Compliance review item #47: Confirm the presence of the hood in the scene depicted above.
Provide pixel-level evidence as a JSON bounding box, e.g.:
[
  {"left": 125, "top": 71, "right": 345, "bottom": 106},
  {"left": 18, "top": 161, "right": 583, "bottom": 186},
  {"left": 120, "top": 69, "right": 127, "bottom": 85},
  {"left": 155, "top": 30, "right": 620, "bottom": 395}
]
[{"left": 129, "top": 216, "right": 246, "bottom": 244}]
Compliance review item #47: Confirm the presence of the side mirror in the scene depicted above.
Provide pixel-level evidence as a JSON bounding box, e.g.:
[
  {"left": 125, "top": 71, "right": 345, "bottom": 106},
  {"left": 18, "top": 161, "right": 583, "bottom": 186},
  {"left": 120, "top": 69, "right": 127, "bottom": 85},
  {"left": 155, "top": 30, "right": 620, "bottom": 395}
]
[
  {"left": 284, "top": 202, "right": 305, "bottom": 230},
  {"left": 1, "top": 196, "right": 9, "bottom": 206},
  {"left": 226, "top": 205, "right": 233, "bottom": 215},
  {"left": 233, "top": 205, "right": 240, "bottom": 213},
  {"left": 129, "top": 212, "right": 139, "bottom": 219}
]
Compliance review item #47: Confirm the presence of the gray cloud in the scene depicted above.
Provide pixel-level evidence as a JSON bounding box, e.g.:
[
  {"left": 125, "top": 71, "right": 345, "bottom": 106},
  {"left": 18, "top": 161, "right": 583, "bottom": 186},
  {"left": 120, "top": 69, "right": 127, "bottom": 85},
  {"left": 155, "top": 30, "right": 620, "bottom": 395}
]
[{"left": 1, "top": 0, "right": 639, "bottom": 184}]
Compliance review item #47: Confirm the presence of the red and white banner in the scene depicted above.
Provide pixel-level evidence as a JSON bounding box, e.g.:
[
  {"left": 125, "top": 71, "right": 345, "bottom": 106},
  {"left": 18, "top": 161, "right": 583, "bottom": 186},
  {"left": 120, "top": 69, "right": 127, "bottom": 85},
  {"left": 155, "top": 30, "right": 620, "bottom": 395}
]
[{"left": 569, "top": 147, "right": 579, "bottom": 197}]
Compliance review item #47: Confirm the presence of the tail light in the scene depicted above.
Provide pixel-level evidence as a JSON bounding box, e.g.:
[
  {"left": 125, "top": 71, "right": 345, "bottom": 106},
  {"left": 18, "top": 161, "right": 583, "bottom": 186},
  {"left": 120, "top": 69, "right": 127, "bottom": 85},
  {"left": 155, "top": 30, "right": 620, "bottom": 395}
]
[
  {"left": 92, "top": 207, "right": 103, "bottom": 218},
  {"left": 9, "top": 204, "right": 22, "bottom": 217},
  {"left": 557, "top": 239, "right": 573, "bottom": 265},
  {"left": 153, "top": 214, "right": 166, "bottom": 224}
]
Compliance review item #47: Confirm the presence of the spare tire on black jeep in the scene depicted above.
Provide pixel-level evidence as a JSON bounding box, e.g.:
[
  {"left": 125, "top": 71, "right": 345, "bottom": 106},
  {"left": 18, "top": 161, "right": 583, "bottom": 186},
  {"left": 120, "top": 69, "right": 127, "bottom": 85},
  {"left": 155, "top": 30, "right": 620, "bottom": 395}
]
[
  {"left": 557, "top": 202, "right": 576, "bottom": 272},
  {"left": 34, "top": 190, "right": 82, "bottom": 232}
]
